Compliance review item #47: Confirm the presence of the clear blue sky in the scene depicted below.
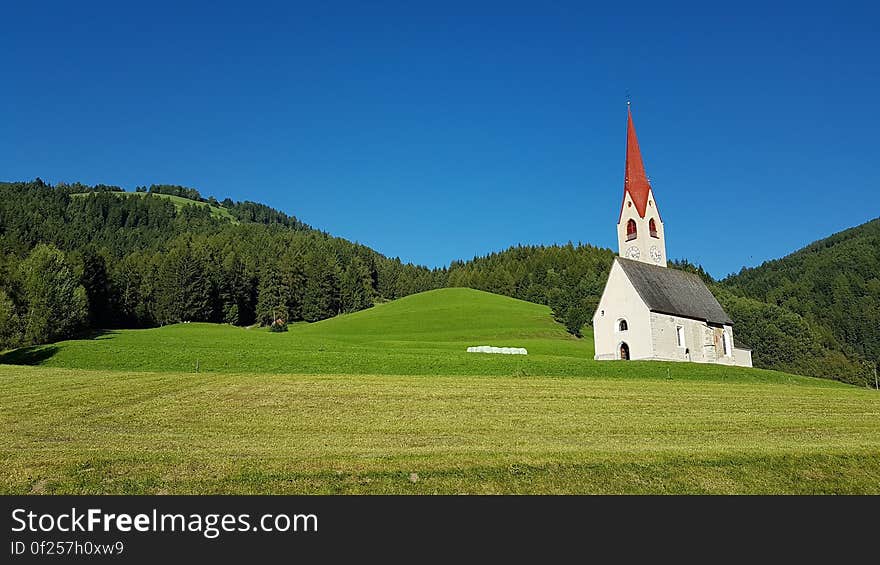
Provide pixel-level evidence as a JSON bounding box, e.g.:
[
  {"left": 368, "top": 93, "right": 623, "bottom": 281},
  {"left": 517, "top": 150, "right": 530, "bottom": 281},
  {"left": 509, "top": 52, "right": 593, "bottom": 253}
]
[{"left": 2, "top": 1, "right": 878, "bottom": 278}]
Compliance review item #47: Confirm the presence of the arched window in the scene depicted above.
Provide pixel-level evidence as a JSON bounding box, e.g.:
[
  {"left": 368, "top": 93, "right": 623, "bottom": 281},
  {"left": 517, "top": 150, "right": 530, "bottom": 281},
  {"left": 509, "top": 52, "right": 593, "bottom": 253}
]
[
  {"left": 618, "top": 319, "right": 628, "bottom": 332},
  {"left": 626, "top": 219, "right": 637, "bottom": 241},
  {"left": 619, "top": 342, "right": 630, "bottom": 360},
  {"left": 649, "top": 218, "right": 658, "bottom": 238}
]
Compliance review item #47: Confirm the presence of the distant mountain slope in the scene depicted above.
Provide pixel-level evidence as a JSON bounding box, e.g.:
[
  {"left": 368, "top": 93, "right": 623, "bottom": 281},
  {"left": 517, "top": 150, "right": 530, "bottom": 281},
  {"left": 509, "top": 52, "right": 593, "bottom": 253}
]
[{"left": 723, "top": 218, "right": 880, "bottom": 364}]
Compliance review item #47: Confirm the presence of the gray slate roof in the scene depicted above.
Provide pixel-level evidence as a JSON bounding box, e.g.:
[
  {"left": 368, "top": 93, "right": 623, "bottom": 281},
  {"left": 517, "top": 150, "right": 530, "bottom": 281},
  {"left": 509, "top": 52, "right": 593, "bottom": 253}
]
[{"left": 616, "top": 257, "right": 733, "bottom": 325}]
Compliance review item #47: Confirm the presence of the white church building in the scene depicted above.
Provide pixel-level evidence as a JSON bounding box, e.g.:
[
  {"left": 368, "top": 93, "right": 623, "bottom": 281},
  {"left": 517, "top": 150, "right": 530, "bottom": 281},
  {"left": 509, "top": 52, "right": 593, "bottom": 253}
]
[{"left": 593, "top": 105, "right": 752, "bottom": 367}]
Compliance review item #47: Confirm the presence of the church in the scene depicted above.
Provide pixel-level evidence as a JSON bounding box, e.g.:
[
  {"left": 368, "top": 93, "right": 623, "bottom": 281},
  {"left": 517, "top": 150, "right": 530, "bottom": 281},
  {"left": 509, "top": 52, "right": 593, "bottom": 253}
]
[{"left": 593, "top": 105, "right": 752, "bottom": 367}]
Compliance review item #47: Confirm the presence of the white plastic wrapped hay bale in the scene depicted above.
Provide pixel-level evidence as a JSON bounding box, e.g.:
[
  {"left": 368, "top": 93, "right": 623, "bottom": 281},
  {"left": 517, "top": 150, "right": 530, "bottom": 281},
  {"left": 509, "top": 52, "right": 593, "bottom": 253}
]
[{"left": 466, "top": 345, "right": 528, "bottom": 355}]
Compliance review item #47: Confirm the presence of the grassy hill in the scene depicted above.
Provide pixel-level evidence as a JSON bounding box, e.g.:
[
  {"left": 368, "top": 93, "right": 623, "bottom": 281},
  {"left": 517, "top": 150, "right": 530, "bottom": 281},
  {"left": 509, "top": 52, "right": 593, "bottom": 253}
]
[
  {"left": 3, "top": 288, "right": 879, "bottom": 494},
  {"left": 7, "top": 180, "right": 875, "bottom": 386},
  {"left": 71, "top": 190, "right": 237, "bottom": 222},
  {"left": 0, "top": 288, "right": 825, "bottom": 382}
]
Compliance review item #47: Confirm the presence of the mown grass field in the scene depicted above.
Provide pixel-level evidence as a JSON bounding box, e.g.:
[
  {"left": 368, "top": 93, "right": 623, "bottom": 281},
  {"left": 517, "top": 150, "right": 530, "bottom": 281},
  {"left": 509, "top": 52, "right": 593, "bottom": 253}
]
[{"left": 2, "top": 289, "right": 879, "bottom": 494}]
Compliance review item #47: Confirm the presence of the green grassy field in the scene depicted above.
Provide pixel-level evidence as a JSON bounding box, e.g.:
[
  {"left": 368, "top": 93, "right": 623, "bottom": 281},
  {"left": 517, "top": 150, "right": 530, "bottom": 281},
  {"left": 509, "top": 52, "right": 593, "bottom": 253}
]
[
  {"left": 2, "top": 289, "right": 879, "bottom": 494},
  {"left": 72, "top": 191, "right": 237, "bottom": 222},
  {"left": 0, "top": 289, "right": 827, "bottom": 383}
]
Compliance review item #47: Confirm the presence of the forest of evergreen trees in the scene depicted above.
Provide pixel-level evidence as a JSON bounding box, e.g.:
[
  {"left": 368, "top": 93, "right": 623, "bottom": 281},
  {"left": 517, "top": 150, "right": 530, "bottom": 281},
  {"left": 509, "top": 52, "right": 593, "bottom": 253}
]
[
  {"left": 1, "top": 179, "right": 876, "bottom": 387},
  {"left": 0, "top": 180, "right": 440, "bottom": 347},
  {"left": 721, "top": 218, "right": 880, "bottom": 384}
]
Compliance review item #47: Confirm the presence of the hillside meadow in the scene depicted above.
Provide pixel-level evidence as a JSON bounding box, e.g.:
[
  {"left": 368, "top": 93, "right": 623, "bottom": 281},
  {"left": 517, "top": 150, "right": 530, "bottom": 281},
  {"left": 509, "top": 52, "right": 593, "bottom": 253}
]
[
  {"left": 71, "top": 190, "right": 237, "bottom": 222},
  {"left": 0, "top": 289, "right": 827, "bottom": 383},
  {"left": 2, "top": 289, "right": 879, "bottom": 494}
]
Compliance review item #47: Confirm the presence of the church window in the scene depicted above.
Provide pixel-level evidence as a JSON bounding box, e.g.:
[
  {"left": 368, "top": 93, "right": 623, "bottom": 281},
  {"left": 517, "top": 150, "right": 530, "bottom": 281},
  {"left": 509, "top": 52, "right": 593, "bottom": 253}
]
[
  {"left": 618, "top": 319, "right": 628, "bottom": 332},
  {"left": 722, "top": 330, "right": 732, "bottom": 357},
  {"left": 676, "top": 326, "right": 685, "bottom": 347},
  {"left": 649, "top": 218, "right": 658, "bottom": 238},
  {"left": 626, "top": 219, "right": 637, "bottom": 241}
]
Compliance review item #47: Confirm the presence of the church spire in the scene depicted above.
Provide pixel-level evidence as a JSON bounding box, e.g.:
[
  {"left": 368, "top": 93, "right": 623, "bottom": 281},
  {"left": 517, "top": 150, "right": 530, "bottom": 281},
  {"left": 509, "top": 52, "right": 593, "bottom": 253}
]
[
  {"left": 620, "top": 104, "right": 654, "bottom": 220},
  {"left": 616, "top": 103, "right": 667, "bottom": 267}
]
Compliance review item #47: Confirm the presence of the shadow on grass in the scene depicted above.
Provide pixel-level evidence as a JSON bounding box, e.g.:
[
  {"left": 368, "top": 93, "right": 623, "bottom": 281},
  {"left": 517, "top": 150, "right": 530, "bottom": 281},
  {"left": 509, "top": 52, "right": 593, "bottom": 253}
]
[
  {"left": 0, "top": 345, "right": 59, "bottom": 366},
  {"left": 79, "top": 329, "right": 116, "bottom": 341},
  {"left": 0, "top": 329, "right": 115, "bottom": 366}
]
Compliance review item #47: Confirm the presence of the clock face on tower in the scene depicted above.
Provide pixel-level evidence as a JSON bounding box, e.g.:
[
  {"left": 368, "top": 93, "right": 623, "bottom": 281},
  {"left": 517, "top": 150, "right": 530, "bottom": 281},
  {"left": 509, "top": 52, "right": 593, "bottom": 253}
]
[
  {"left": 650, "top": 246, "right": 662, "bottom": 263},
  {"left": 625, "top": 246, "right": 640, "bottom": 260}
]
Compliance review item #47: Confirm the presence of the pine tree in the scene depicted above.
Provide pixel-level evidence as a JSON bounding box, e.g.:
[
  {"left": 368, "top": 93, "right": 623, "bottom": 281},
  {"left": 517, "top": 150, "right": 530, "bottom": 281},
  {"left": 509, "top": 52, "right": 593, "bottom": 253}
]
[
  {"left": 155, "top": 241, "right": 212, "bottom": 324},
  {"left": 219, "top": 252, "right": 255, "bottom": 325},
  {"left": 279, "top": 251, "right": 306, "bottom": 321},
  {"left": 302, "top": 254, "right": 340, "bottom": 322},
  {"left": 78, "top": 247, "right": 111, "bottom": 327},
  {"left": 341, "top": 256, "right": 374, "bottom": 313},
  {"left": 255, "top": 263, "right": 290, "bottom": 326}
]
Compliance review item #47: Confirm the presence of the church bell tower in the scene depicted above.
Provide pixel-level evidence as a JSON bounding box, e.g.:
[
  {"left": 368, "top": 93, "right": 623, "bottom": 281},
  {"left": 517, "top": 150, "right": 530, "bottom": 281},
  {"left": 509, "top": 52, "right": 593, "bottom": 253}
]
[{"left": 617, "top": 104, "right": 667, "bottom": 267}]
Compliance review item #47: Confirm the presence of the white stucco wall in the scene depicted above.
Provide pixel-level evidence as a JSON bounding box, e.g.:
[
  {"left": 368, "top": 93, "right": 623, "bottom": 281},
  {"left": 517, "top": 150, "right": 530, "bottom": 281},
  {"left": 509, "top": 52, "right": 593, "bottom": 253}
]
[
  {"left": 733, "top": 347, "right": 753, "bottom": 367},
  {"left": 593, "top": 260, "right": 653, "bottom": 360},
  {"left": 617, "top": 188, "right": 666, "bottom": 268},
  {"left": 594, "top": 259, "right": 753, "bottom": 367}
]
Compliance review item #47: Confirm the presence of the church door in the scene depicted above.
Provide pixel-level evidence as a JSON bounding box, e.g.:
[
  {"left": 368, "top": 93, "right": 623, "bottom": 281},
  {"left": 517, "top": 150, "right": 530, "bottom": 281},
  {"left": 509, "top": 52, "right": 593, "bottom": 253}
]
[{"left": 619, "top": 342, "right": 630, "bottom": 360}]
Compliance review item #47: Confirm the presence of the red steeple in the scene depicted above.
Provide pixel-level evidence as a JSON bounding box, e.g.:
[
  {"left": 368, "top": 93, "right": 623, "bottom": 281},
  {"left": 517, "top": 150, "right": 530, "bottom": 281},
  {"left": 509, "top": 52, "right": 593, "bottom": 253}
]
[{"left": 620, "top": 105, "right": 654, "bottom": 220}]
